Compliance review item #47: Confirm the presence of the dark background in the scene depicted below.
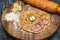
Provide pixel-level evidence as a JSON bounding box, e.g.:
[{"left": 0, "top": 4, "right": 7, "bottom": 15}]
[{"left": 0, "top": 0, "right": 60, "bottom": 40}]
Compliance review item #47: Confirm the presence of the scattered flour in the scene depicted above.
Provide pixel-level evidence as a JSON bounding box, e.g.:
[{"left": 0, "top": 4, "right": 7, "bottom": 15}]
[{"left": 4, "top": 12, "right": 20, "bottom": 29}]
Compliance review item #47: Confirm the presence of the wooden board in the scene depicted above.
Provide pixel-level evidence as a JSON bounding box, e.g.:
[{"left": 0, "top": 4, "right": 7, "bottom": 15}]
[{"left": 1, "top": 1, "right": 60, "bottom": 40}]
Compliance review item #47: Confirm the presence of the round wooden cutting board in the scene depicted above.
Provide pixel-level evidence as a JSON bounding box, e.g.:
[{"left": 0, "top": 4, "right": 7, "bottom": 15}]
[{"left": 1, "top": 1, "right": 60, "bottom": 40}]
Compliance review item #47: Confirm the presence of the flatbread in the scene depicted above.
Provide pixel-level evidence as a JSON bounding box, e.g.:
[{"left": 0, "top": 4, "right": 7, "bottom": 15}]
[{"left": 19, "top": 6, "right": 51, "bottom": 33}]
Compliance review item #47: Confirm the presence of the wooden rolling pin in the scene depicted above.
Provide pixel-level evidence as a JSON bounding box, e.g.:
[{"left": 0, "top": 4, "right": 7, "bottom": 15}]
[{"left": 24, "top": 0, "right": 60, "bottom": 13}]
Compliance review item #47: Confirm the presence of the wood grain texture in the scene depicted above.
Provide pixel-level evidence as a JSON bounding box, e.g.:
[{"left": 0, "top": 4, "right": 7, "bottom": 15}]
[{"left": 1, "top": 1, "right": 60, "bottom": 40}]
